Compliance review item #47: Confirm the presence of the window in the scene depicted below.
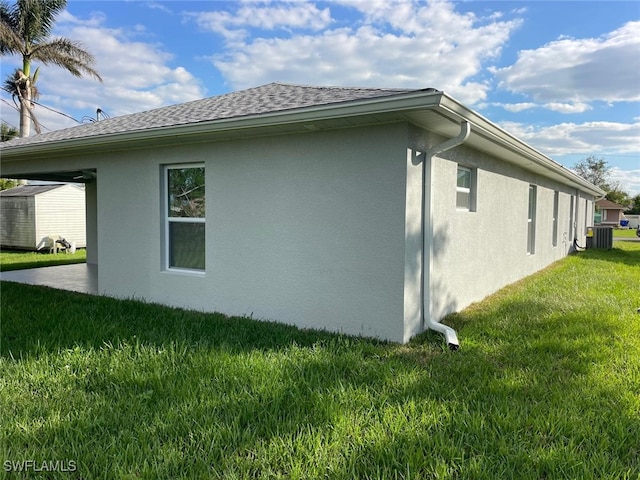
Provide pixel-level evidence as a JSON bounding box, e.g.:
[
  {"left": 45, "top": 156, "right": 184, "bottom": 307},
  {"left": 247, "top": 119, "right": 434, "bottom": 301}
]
[
  {"left": 552, "top": 191, "right": 559, "bottom": 247},
  {"left": 456, "top": 166, "right": 476, "bottom": 211},
  {"left": 569, "top": 195, "right": 575, "bottom": 239},
  {"left": 164, "top": 165, "right": 205, "bottom": 272},
  {"left": 527, "top": 185, "right": 537, "bottom": 254}
]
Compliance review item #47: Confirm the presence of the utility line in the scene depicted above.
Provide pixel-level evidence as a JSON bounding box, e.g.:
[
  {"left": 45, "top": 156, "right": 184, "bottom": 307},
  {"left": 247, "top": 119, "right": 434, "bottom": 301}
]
[
  {"left": 0, "top": 117, "right": 19, "bottom": 130},
  {"left": 0, "top": 86, "right": 81, "bottom": 124}
]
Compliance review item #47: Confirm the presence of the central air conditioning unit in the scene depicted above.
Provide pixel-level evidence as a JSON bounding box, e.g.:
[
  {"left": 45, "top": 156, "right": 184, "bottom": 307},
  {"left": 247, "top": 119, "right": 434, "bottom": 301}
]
[{"left": 589, "top": 226, "right": 613, "bottom": 249}]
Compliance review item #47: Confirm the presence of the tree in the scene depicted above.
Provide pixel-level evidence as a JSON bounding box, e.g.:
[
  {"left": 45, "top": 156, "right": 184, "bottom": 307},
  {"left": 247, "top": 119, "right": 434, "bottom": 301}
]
[
  {"left": 0, "top": 0, "right": 102, "bottom": 137},
  {"left": 0, "top": 121, "right": 18, "bottom": 141},
  {"left": 628, "top": 194, "right": 640, "bottom": 215},
  {"left": 0, "top": 122, "right": 20, "bottom": 189},
  {"left": 0, "top": 178, "right": 19, "bottom": 190},
  {"left": 605, "top": 187, "right": 631, "bottom": 208},
  {"left": 573, "top": 155, "right": 613, "bottom": 191},
  {"left": 573, "top": 155, "right": 633, "bottom": 208}
]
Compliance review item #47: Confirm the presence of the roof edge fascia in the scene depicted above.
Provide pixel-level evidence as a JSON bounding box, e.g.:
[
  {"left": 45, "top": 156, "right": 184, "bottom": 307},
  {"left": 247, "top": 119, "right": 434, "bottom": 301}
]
[
  {"left": 436, "top": 94, "right": 605, "bottom": 197},
  {"left": 1, "top": 88, "right": 604, "bottom": 198},
  {"left": 1, "top": 90, "right": 443, "bottom": 158}
]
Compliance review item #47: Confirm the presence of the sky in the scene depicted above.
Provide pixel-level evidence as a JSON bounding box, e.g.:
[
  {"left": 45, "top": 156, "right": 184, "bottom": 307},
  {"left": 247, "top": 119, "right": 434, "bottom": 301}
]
[{"left": 1, "top": 0, "right": 639, "bottom": 195}]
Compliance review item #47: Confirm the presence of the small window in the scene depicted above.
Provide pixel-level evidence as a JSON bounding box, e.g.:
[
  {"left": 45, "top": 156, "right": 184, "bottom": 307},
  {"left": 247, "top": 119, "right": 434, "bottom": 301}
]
[
  {"left": 164, "top": 165, "right": 205, "bottom": 272},
  {"left": 527, "top": 185, "right": 537, "bottom": 254},
  {"left": 456, "top": 166, "right": 476, "bottom": 211}
]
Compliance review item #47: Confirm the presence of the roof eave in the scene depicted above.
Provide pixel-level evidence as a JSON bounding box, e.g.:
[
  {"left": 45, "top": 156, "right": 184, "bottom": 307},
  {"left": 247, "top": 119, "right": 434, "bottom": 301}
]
[
  {"left": 0, "top": 90, "right": 444, "bottom": 160},
  {"left": 435, "top": 94, "right": 605, "bottom": 197},
  {"left": 0, "top": 88, "right": 605, "bottom": 197}
]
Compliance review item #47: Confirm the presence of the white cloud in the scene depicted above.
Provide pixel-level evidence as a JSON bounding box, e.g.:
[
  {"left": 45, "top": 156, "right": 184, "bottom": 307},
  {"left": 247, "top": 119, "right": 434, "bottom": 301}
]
[
  {"left": 497, "top": 101, "right": 591, "bottom": 114},
  {"left": 492, "top": 21, "right": 640, "bottom": 104},
  {"left": 186, "top": 2, "right": 332, "bottom": 43},
  {"left": 496, "top": 120, "right": 640, "bottom": 195},
  {"left": 543, "top": 102, "right": 592, "bottom": 114},
  {"left": 610, "top": 167, "right": 640, "bottom": 197},
  {"left": 498, "top": 120, "right": 640, "bottom": 157},
  {"left": 190, "top": 0, "right": 521, "bottom": 105},
  {"left": 500, "top": 102, "right": 537, "bottom": 112}
]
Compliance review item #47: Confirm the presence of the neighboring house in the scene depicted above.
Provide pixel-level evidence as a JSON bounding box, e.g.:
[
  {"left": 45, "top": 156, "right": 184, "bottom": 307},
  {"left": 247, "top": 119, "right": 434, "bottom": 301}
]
[
  {"left": 0, "top": 83, "right": 603, "bottom": 347},
  {"left": 595, "top": 199, "right": 626, "bottom": 227},
  {"left": 0, "top": 184, "right": 86, "bottom": 250}
]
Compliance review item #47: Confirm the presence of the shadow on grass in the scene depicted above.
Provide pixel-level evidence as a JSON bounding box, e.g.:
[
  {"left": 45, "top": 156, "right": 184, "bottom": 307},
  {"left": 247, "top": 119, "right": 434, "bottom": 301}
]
[
  {"left": 0, "top": 281, "right": 382, "bottom": 358},
  {"left": 577, "top": 244, "right": 640, "bottom": 267}
]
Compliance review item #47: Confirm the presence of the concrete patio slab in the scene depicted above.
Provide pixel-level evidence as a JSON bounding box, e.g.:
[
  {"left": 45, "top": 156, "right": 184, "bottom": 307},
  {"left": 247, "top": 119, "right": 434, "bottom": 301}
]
[{"left": 0, "top": 263, "right": 98, "bottom": 295}]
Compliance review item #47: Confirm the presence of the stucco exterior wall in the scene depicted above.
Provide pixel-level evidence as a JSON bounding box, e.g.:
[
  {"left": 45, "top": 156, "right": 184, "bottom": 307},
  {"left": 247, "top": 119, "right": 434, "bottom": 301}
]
[
  {"left": 85, "top": 181, "right": 98, "bottom": 265},
  {"left": 428, "top": 140, "right": 595, "bottom": 321},
  {"left": 0, "top": 120, "right": 600, "bottom": 344},
  {"left": 95, "top": 124, "right": 412, "bottom": 342}
]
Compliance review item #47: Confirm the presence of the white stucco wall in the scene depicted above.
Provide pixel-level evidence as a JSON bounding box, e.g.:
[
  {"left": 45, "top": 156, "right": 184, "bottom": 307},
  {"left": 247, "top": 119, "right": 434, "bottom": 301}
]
[
  {"left": 427, "top": 141, "right": 595, "bottom": 321},
  {"left": 1, "top": 120, "right": 600, "bottom": 344},
  {"left": 96, "top": 124, "right": 413, "bottom": 342},
  {"left": 85, "top": 181, "right": 98, "bottom": 265}
]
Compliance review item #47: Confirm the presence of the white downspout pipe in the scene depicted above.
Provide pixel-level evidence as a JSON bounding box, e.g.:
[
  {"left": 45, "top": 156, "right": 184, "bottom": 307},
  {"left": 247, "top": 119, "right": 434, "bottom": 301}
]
[{"left": 422, "top": 121, "right": 471, "bottom": 350}]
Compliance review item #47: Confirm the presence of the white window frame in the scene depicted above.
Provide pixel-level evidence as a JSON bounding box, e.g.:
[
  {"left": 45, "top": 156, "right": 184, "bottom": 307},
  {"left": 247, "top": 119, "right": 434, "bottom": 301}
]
[
  {"left": 163, "top": 163, "right": 206, "bottom": 274},
  {"left": 456, "top": 165, "right": 477, "bottom": 212},
  {"left": 527, "top": 185, "right": 537, "bottom": 255},
  {"left": 552, "top": 191, "right": 559, "bottom": 247}
]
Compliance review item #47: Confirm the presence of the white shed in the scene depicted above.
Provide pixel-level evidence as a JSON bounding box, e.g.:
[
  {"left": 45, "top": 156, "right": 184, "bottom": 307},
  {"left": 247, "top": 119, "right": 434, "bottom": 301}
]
[{"left": 0, "top": 184, "right": 86, "bottom": 250}]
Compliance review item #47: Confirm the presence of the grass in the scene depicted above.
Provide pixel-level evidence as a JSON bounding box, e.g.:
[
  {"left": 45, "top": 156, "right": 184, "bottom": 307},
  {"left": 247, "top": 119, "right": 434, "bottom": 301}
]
[
  {"left": 0, "top": 248, "right": 86, "bottom": 271},
  {"left": 1, "top": 243, "right": 639, "bottom": 479},
  {"left": 613, "top": 228, "right": 639, "bottom": 239}
]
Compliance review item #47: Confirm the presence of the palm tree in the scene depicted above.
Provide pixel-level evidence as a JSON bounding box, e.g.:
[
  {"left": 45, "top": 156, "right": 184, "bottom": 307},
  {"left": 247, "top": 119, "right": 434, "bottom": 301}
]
[
  {"left": 0, "top": 0, "right": 102, "bottom": 137},
  {"left": 1, "top": 121, "right": 18, "bottom": 141}
]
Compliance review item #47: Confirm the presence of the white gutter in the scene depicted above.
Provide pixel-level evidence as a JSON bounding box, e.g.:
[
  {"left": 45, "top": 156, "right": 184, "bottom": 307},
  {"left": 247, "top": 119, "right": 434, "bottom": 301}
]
[
  {"left": 435, "top": 95, "right": 605, "bottom": 198},
  {"left": 422, "top": 121, "right": 471, "bottom": 350},
  {"left": 0, "top": 90, "right": 444, "bottom": 160}
]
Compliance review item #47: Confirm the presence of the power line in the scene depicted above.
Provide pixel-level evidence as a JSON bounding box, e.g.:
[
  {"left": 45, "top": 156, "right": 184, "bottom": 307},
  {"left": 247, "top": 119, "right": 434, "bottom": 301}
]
[
  {"left": 0, "top": 97, "right": 19, "bottom": 113},
  {"left": 0, "top": 117, "right": 19, "bottom": 130},
  {"left": 0, "top": 86, "right": 81, "bottom": 124},
  {"left": 31, "top": 98, "right": 81, "bottom": 124}
]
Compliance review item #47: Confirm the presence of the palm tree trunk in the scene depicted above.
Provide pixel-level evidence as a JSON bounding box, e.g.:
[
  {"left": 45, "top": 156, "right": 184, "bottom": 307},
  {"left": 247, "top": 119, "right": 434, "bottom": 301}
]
[
  {"left": 19, "top": 101, "right": 31, "bottom": 137},
  {"left": 19, "top": 96, "right": 31, "bottom": 138}
]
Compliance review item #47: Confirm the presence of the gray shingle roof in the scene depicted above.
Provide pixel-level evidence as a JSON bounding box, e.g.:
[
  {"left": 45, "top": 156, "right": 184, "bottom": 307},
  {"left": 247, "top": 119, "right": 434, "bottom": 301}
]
[
  {"left": 1, "top": 82, "right": 424, "bottom": 148},
  {"left": 0, "top": 184, "right": 65, "bottom": 196},
  {"left": 596, "top": 199, "right": 626, "bottom": 209}
]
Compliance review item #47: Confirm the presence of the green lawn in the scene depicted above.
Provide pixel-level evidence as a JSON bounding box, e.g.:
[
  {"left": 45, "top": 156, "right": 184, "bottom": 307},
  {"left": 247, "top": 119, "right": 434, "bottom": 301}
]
[
  {"left": 1, "top": 243, "right": 639, "bottom": 479},
  {"left": 0, "top": 248, "right": 86, "bottom": 271},
  {"left": 613, "top": 228, "right": 639, "bottom": 239}
]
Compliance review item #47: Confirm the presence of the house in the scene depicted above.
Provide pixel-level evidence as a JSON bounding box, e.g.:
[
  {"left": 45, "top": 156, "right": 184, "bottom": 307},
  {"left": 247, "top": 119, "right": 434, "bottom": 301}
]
[
  {"left": 595, "top": 199, "right": 626, "bottom": 227},
  {"left": 0, "top": 83, "right": 604, "bottom": 347},
  {"left": 0, "top": 183, "right": 86, "bottom": 251}
]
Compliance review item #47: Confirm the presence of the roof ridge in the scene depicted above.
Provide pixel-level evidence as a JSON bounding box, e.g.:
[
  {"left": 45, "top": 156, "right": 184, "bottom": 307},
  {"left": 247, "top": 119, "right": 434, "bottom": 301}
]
[{"left": 267, "top": 81, "right": 418, "bottom": 92}]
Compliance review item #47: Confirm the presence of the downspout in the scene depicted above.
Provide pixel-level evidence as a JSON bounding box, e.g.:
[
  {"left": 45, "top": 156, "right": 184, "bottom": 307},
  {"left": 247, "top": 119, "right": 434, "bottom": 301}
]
[{"left": 422, "top": 121, "right": 471, "bottom": 350}]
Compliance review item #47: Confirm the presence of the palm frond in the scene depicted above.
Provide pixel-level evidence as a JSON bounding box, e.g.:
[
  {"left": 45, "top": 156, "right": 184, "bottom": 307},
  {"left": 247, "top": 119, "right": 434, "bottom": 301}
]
[
  {"left": 16, "top": 0, "right": 67, "bottom": 44},
  {"left": 0, "top": 1, "right": 24, "bottom": 55},
  {"left": 30, "top": 38, "right": 102, "bottom": 81}
]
